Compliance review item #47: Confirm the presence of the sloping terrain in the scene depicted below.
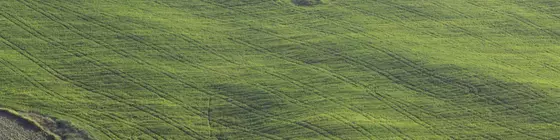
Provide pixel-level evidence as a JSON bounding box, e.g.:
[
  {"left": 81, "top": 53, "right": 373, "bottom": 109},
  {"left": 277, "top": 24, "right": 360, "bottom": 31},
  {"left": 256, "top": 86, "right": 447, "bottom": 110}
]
[
  {"left": 0, "top": 109, "right": 53, "bottom": 140},
  {"left": 0, "top": 0, "right": 559, "bottom": 139}
]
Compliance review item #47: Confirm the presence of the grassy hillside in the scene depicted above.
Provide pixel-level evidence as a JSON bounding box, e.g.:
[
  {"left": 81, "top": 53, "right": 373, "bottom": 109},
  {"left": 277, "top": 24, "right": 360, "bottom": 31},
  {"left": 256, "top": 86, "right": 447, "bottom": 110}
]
[{"left": 0, "top": 0, "right": 559, "bottom": 139}]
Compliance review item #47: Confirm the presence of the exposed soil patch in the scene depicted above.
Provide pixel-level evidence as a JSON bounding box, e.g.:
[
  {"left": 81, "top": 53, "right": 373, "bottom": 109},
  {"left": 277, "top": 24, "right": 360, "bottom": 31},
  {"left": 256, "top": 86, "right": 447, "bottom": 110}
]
[
  {"left": 0, "top": 110, "right": 53, "bottom": 140},
  {"left": 0, "top": 109, "right": 91, "bottom": 140}
]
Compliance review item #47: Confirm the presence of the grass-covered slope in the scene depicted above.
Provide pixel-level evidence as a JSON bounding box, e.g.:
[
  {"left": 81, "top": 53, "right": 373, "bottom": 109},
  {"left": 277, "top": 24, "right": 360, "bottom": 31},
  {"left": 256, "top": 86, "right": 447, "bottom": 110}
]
[{"left": 0, "top": 0, "right": 559, "bottom": 139}]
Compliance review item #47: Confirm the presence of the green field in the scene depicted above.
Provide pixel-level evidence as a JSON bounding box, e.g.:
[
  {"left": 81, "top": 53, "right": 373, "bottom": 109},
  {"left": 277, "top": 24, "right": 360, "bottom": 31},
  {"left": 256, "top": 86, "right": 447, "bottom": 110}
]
[{"left": 0, "top": 0, "right": 559, "bottom": 139}]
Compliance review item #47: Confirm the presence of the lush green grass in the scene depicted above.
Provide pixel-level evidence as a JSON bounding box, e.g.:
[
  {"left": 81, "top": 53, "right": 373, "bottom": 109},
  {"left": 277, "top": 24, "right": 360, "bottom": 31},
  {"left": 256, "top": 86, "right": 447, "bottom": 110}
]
[{"left": 0, "top": 0, "right": 559, "bottom": 139}]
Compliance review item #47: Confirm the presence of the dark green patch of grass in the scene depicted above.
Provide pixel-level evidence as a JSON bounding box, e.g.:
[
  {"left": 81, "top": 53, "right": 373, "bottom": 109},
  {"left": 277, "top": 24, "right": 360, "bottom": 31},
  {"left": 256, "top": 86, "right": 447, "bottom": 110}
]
[{"left": 292, "top": 0, "right": 322, "bottom": 6}]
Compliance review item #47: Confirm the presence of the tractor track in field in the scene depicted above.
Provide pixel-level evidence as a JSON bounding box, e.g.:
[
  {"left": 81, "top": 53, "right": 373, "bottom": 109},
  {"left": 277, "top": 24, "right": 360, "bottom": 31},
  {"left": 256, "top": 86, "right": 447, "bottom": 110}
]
[
  {"left": 0, "top": 81, "right": 122, "bottom": 139},
  {"left": 0, "top": 37, "right": 121, "bottom": 140},
  {"left": 20, "top": 1, "right": 291, "bottom": 139},
  {"left": 339, "top": 0, "right": 552, "bottom": 102},
  {"left": 196, "top": 1, "right": 485, "bottom": 138},
  {"left": 0, "top": 59, "right": 164, "bottom": 139},
  {"left": 167, "top": 1, "right": 411, "bottom": 138},
  {"left": 264, "top": 71, "right": 414, "bottom": 139},
  {"left": 508, "top": 0, "right": 560, "bottom": 21},
  {"left": 334, "top": 2, "right": 450, "bottom": 40},
  {"left": 0, "top": 34, "right": 177, "bottom": 139},
  {"left": 236, "top": 25, "right": 448, "bottom": 139},
  {"left": 333, "top": 0, "right": 558, "bottom": 133},
  {"left": 467, "top": 1, "right": 560, "bottom": 39},
  {"left": 8, "top": 0, "right": 209, "bottom": 138},
  {"left": 218, "top": 1, "right": 556, "bottom": 138},
  {"left": 230, "top": 39, "right": 383, "bottom": 139},
  {"left": 252, "top": 79, "right": 377, "bottom": 139},
  {"left": 164, "top": 0, "right": 452, "bottom": 138},
  {"left": 37, "top": 1, "right": 346, "bottom": 139},
  {"left": 12, "top": 0, "right": 262, "bottom": 139},
  {"left": 45, "top": 109, "right": 144, "bottom": 140},
  {"left": 159, "top": 72, "right": 341, "bottom": 140},
  {"left": 0, "top": 24, "right": 134, "bottom": 140},
  {"left": 325, "top": 13, "right": 546, "bottom": 140},
  {"left": 29, "top": 1, "right": 348, "bottom": 139},
  {"left": 181, "top": 3, "right": 403, "bottom": 140},
  {"left": 0, "top": 8, "right": 205, "bottom": 139},
  {"left": 255, "top": 82, "right": 377, "bottom": 139},
  {"left": 0, "top": 61, "right": 122, "bottom": 139},
  {"left": 102, "top": 113, "right": 167, "bottom": 140},
  {"left": 339, "top": 1, "right": 556, "bottom": 139},
  {"left": 379, "top": 0, "right": 560, "bottom": 127},
  {"left": 200, "top": 1, "right": 557, "bottom": 138},
  {"left": 264, "top": 83, "right": 379, "bottom": 139},
  {"left": 8, "top": 0, "right": 556, "bottom": 139},
  {"left": 0, "top": 59, "right": 72, "bottom": 101},
  {"left": 544, "top": 63, "right": 560, "bottom": 73},
  {"left": 50, "top": 0, "right": 383, "bottom": 139},
  {"left": 374, "top": 0, "right": 500, "bottom": 46}
]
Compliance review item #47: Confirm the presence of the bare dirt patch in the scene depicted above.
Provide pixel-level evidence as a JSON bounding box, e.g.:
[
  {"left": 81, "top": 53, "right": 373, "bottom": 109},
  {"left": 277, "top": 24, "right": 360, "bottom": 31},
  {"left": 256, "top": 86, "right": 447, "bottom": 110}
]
[
  {"left": 0, "top": 110, "right": 53, "bottom": 140},
  {"left": 0, "top": 109, "right": 91, "bottom": 140}
]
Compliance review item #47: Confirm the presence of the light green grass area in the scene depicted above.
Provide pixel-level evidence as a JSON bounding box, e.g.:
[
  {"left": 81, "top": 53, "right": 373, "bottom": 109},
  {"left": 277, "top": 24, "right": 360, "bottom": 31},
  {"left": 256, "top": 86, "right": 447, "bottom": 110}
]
[{"left": 0, "top": 0, "right": 559, "bottom": 139}]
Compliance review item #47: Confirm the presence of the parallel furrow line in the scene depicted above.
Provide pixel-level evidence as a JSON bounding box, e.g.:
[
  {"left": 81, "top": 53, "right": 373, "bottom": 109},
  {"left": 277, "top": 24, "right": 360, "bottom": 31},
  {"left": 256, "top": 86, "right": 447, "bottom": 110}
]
[
  {"left": 39, "top": 1, "right": 338, "bottom": 139},
  {"left": 0, "top": 10, "right": 203, "bottom": 140},
  {"left": 178, "top": 1, "right": 403, "bottom": 138},
  {"left": 318, "top": 2, "right": 554, "bottom": 138},
  {"left": 0, "top": 36, "right": 122, "bottom": 140}
]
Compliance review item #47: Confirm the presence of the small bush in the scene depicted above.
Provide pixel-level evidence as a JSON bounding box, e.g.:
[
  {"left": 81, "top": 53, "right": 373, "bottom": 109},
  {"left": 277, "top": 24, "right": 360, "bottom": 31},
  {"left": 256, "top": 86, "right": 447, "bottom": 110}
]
[{"left": 292, "top": 0, "right": 322, "bottom": 6}]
